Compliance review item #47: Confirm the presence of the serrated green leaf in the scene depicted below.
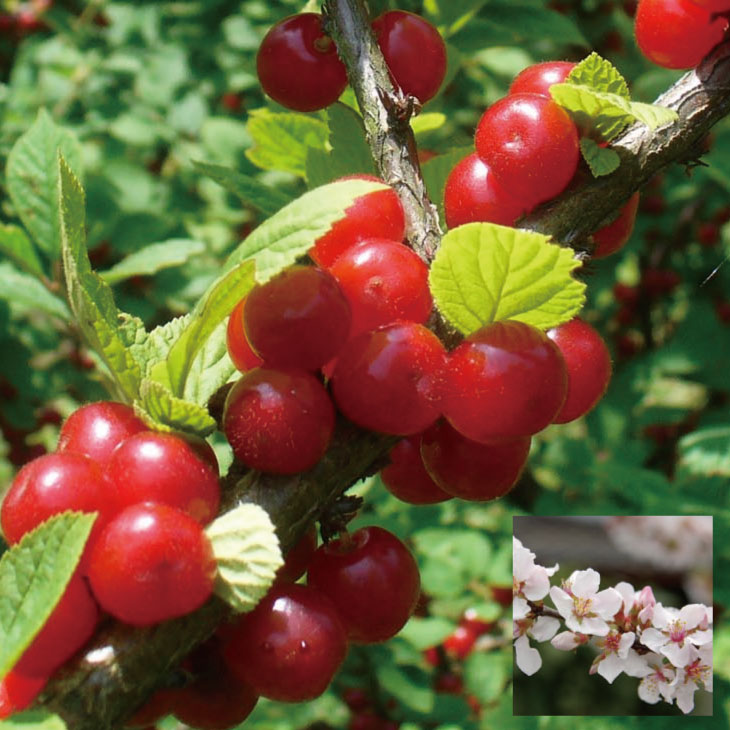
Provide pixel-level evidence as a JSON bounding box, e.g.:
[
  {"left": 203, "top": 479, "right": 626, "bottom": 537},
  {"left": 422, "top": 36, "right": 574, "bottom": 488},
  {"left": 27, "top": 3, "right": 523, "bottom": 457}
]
[
  {"left": 129, "top": 314, "right": 189, "bottom": 377},
  {"left": 192, "top": 160, "right": 294, "bottom": 218},
  {"left": 0, "top": 224, "right": 45, "bottom": 278},
  {"left": 206, "top": 504, "right": 283, "bottom": 613},
  {"left": 580, "top": 138, "right": 620, "bottom": 177},
  {"left": 182, "top": 321, "right": 237, "bottom": 409},
  {"left": 246, "top": 109, "right": 328, "bottom": 178},
  {"left": 398, "top": 616, "right": 456, "bottom": 650},
  {"left": 136, "top": 378, "right": 217, "bottom": 436},
  {"left": 99, "top": 239, "right": 205, "bottom": 285},
  {"left": 0, "top": 262, "right": 70, "bottom": 319},
  {"left": 626, "top": 100, "right": 678, "bottom": 131},
  {"left": 421, "top": 147, "right": 473, "bottom": 225},
  {"left": 678, "top": 427, "right": 730, "bottom": 478},
  {"left": 0, "top": 512, "right": 96, "bottom": 679},
  {"left": 567, "top": 52, "right": 630, "bottom": 99},
  {"left": 223, "top": 178, "right": 388, "bottom": 282},
  {"left": 429, "top": 222, "right": 585, "bottom": 333},
  {"left": 59, "top": 155, "right": 143, "bottom": 402},
  {"left": 6, "top": 109, "right": 83, "bottom": 258}
]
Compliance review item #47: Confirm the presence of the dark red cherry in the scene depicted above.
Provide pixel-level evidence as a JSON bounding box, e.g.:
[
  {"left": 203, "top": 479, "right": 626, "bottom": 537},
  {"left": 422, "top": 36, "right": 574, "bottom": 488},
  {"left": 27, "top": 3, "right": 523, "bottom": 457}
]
[
  {"left": 226, "top": 298, "right": 264, "bottom": 372},
  {"left": 592, "top": 193, "right": 640, "bottom": 258},
  {"left": 276, "top": 525, "right": 318, "bottom": 583}
]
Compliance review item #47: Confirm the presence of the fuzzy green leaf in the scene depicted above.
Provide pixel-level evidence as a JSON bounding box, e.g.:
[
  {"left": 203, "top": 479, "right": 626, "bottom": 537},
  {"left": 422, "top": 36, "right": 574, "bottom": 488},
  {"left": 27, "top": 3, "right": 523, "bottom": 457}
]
[
  {"left": 375, "top": 665, "right": 434, "bottom": 714},
  {"left": 567, "top": 52, "right": 630, "bottom": 99},
  {"left": 182, "top": 321, "right": 237, "bottom": 409},
  {"left": 429, "top": 222, "right": 585, "bottom": 333},
  {"left": 580, "top": 138, "right": 620, "bottom": 177},
  {"left": 411, "top": 113, "right": 447, "bottom": 138},
  {"left": 0, "top": 263, "right": 70, "bottom": 319},
  {"left": 464, "top": 652, "right": 509, "bottom": 704},
  {"left": 0, "top": 512, "right": 96, "bottom": 679},
  {"left": 678, "top": 426, "right": 730, "bottom": 478},
  {"left": 7, "top": 109, "right": 83, "bottom": 258},
  {"left": 0, "top": 224, "right": 45, "bottom": 278},
  {"left": 206, "top": 504, "right": 283, "bottom": 613},
  {"left": 399, "top": 617, "right": 456, "bottom": 650},
  {"left": 136, "top": 378, "right": 217, "bottom": 436}
]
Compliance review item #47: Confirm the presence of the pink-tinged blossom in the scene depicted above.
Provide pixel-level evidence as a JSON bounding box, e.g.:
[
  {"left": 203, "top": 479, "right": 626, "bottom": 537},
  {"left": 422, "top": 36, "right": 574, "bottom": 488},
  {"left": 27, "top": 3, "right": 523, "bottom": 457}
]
[
  {"left": 672, "top": 644, "right": 713, "bottom": 714},
  {"left": 551, "top": 630, "right": 590, "bottom": 651},
  {"left": 513, "top": 615, "right": 560, "bottom": 676},
  {"left": 589, "top": 630, "right": 648, "bottom": 683},
  {"left": 637, "top": 653, "right": 677, "bottom": 705},
  {"left": 513, "top": 537, "right": 558, "bottom": 621},
  {"left": 549, "top": 569, "right": 623, "bottom": 636},
  {"left": 640, "top": 603, "right": 713, "bottom": 667}
]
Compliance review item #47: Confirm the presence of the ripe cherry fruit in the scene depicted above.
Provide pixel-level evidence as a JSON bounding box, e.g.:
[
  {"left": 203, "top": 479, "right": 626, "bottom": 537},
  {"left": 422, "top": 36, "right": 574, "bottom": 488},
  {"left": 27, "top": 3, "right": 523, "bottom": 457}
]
[
  {"left": 592, "top": 193, "right": 640, "bottom": 258},
  {"left": 509, "top": 61, "right": 577, "bottom": 98},
  {"left": 226, "top": 298, "right": 264, "bottom": 373}
]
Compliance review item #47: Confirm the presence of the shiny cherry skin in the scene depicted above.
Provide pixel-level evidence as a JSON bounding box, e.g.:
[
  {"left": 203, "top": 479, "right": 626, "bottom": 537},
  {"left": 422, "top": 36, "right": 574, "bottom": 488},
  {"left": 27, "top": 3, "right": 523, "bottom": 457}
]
[
  {"left": 226, "top": 298, "right": 264, "bottom": 372},
  {"left": 222, "top": 583, "right": 348, "bottom": 702},
  {"left": 107, "top": 431, "right": 220, "bottom": 525},
  {"left": 256, "top": 13, "right": 347, "bottom": 112},
  {"left": 88, "top": 502, "right": 216, "bottom": 626},
  {"left": 57, "top": 401, "right": 147, "bottom": 463},
  {"left": 443, "top": 153, "right": 526, "bottom": 229},
  {"left": 329, "top": 238, "right": 433, "bottom": 337},
  {"left": 509, "top": 61, "right": 576, "bottom": 97},
  {"left": 547, "top": 318, "right": 612, "bottom": 423},
  {"left": 688, "top": 0, "right": 730, "bottom": 9},
  {"left": 310, "top": 175, "right": 406, "bottom": 268},
  {"left": 371, "top": 10, "right": 447, "bottom": 104},
  {"left": 331, "top": 322, "right": 446, "bottom": 435},
  {"left": 441, "top": 320, "right": 568, "bottom": 442},
  {"left": 634, "top": 0, "right": 728, "bottom": 69},
  {"left": 475, "top": 93, "right": 580, "bottom": 209},
  {"left": 0, "top": 670, "right": 47, "bottom": 719},
  {"left": 420, "top": 420, "right": 530, "bottom": 500},
  {"left": 244, "top": 266, "right": 351, "bottom": 371},
  {"left": 442, "top": 624, "right": 479, "bottom": 659},
  {"left": 223, "top": 367, "right": 335, "bottom": 474},
  {"left": 380, "top": 435, "right": 451, "bottom": 505},
  {"left": 592, "top": 193, "right": 640, "bottom": 258},
  {"left": 307, "top": 526, "right": 421, "bottom": 643},
  {"left": 276, "top": 525, "right": 318, "bottom": 583}
]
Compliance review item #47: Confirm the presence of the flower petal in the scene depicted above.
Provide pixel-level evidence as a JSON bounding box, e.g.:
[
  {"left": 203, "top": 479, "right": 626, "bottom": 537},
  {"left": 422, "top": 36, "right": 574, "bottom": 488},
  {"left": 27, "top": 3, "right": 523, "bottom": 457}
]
[
  {"left": 571, "top": 568, "right": 601, "bottom": 598},
  {"left": 514, "top": 634, "right": 542, "bottom": 676},
  {"left": 530, "top": 616, "right": 560, "bottom": 642}
]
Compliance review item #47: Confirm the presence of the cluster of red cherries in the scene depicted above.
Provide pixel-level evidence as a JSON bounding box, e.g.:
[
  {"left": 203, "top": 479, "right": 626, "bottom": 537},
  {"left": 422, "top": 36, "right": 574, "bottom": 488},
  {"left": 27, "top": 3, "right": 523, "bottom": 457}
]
[{"left": 0, "top": 0, "right": 52, "bottom": 38}]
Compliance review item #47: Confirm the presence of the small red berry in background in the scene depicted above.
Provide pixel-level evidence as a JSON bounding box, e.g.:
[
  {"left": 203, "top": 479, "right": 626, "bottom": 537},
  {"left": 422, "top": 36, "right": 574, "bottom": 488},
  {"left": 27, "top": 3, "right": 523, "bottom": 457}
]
[
  {"left": 342, "top": 686, "right": 373, "bottom": 712},
  {"left": 592, "top": 193, "right": 640, "bottom": 258},
  {"left": 223, "top": 583, "right": 348, "bottom": 702},
  {"left": 226, "top": 298, "right": 264, "bottom": 373},
  {"left": 508, "top": 60, "right": 576, "bottom": 97},
  {"left": 256, "top": 13, "right": 347, "bottom": 112},
  {"left": 434, "top": 671, "right": 464, "bottom": 693},
  {"left": 491, "top": 585, "right": 512, "bottom": 607},
  {"left": 307, "top": 526, "right": 421, "bottom": 643},
  {"left": 220, "top": 92, "right": 243, "bottom": 113},
  {"left": 371, "top": 10, "right": 446, "bottom": 104},
  {"left": 310, "top": 175, "right": 406, "bottom": 268},
  {"left": 223, "top": 367, "right": 335, "bottom": 474},
  {"left": 88, "top": 502, "right": 216, "bottom": 626},
  {"left": 697, "top": 221, "right": 720, "bottom": 247},
  {"left": 276, "top": 525, "right": 318, "bottom": 583},
  {"left": 640, "top": 267, "right": 681, "bottom": 297}
]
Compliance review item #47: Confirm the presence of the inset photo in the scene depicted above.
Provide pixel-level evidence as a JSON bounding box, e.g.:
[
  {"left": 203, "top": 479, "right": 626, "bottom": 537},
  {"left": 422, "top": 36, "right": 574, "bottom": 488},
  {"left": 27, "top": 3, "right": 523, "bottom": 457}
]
[{"left": 513, "top": 515, "right": 712, "bottom": 716}]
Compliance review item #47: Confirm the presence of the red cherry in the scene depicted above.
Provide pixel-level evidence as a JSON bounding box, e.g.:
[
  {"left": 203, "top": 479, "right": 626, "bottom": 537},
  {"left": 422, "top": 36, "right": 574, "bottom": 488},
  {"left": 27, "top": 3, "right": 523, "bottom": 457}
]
[
  {"left": 380, "top": 435, "right": 452, "bottom": 505},
  {"left": 689, "top": 0, "right": 730, "bottom": 9},
  {"left": 276, "top": 525, "right": 318, "bottom": 583},
  {"left": 244, "top": 266, "right": 351, "bottom": 371},
  {"left": 222, "top": 584, "right": 348, "bottom": 702},
  {"left": 307, "top": 526, "right": 421, "bottom": 643},
  {"left": 108, "top": 431, "right": 220, "bottom": 525},
  {"left": 221, "top": 92, "right": 243, "bottom": 113},
  {"left": 441, "top": 320, "right": 568, "bottom": 442},
  {"left": 328, "top": 238, "right": 432, "bottom": 336},
  {"left": 310, "top": 175, "right": 406, "bottom": 268},
  {"left": 634, "top": 0, "right": 728, "bottom": 69},
  {"left": 508, "top": 61, "right": 576, "bottom": 98},
  {"left": 434, "top": 671, "right": 465, "bottom": 693},
  {"left": 641, "top": 267, "right": 681, "bottom": 297},
  {"left": 462, "top": 608, "right": 495, "bottom": 635},
  {"left": 547, "top": 318, "right": 612, "bottom": 423},
  {"left": 256, "top": 13, "right": 347, "bottom": 112},
  {"left": 371, "top": 10, "right": 446, "bottom": 104},
  {"left": 423, "top": 646, "right": 440, "bottom": 666},
  {"left": 87, "top": 502, "right": 216, "bottom": 626},
  {"left": 127, "top": 688, "right": 177, "bottom": 728},
  {"left": 349, "top": 712, "right": 400, "bottom": 730},
  {"left": 0, "top": 670, "right": 47, "bottom": 719},
  {"left": 697, "top": 221, "right": 720, "bottom": 247},
  {"left": 331, "top": 322, "right": 446, "bottom": 435},
  {"left": 491, "top": 585, "right": 512, "bottom": 607},
  {"left": 592, "top": 193, "right": 640, "bottom": 258},
  {"left": 226, "top": 298, "right": 264, "bottom": 373},
  {"left": 420, "top": 420, "right": 530, "bottom": 501},
  {"left": 443, "top": 153, "right": 527, "bottom": 229},
  {"left": 474, "top": 93, "right": 580, "bottom": 209},
  {"left": 342, "top": 687, "right": 373, "bottom": 712},
  {"left": 223, "top": 368, "right": 335, "bottom": 474}
]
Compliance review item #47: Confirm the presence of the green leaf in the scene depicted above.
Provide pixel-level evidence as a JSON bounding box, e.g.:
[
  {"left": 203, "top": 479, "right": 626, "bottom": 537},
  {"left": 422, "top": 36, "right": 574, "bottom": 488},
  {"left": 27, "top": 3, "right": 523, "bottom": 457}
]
[
  {"left": 58, "top": 155, "right": 143, "bottom": 402},
  {"left": 192, "top": 160, "right": 294, "bottom": 218},
  {"left": 206, "top": 504, "right": 283, "bottom": 613},
  {"left": 375, "top": 665, "right": 434, "bottom": 714},
  {"left": 428, "top": 222, "right": 585, "bottom": 334},
  {"left": 626, "top": 100, "right": 678, "bottom": 131},
  {"left": 464, "top": 652, "right": 509, "bottom": 704},
  {"left": 0, "top": 710, "right": 67, "bottom": 729},
  {"left": 0, "top": 262, "right": 70, "bottom": 319},
  {"left": 6, "top": 109, "right": 83, "bottom": 258},
  {"left": 580, "top": 138, "right": 620, "bottom": 177},
  {"left": 411, "top": 113, "right": 447, "bottom": 138},
  {"left": 398, "top": 617, "right": 456, "bottom": 650},
  {"left": 0, "top": 224, "right": 45, "bottom": 278},
  {"left": 136, "top": 379, "right": 217, "bottom": 436},
  {"left": 678, "top": 427, "right": 730, "bottom": 478},
  {"left": 0, "top": 512, "right": 96, "bottom": 679},
  {"left": 566, "top": 52, "right": 630, "bottom": 99},
  {"left": 182, "top": 321, "right": 237, "bottom": 409},
  {"left": 98, "top": 239, "right": 206, "bottom": 285},
  {"left": 246, "top": 109, "right": 328, "bottom": 178}
]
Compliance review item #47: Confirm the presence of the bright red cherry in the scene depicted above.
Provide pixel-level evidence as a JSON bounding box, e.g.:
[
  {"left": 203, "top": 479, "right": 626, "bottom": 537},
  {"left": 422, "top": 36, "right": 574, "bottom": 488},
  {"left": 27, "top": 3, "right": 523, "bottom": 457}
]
[
  {"left": 380, "top": 435, "right": 451, "bottom": 505},
  {"left": 689, "top": 0, "right": 730, "bottom": 10},
  {"left": 307, "top": 526, "right": 421, "bottom": 643},
  {"left": 371, "top": 10, "right": 447, "bottom": 104},
  {"left": 276, "top": 525, "right": 318, "bottom": 583},
  {"left": 441, "top": 320, "right": 568, "bottom": 442},
  {"left": 509, "top": 61, "right": 577, "bottom": 97},
  {"left": 0, "top": 670, "right": 47, "bottom": 719},
  {"left": 634, "top": 0, "right": 728, "bottom": 69},
  {"left": 88, "top": 502, "right": 216, "bottom": 626},
  {"left": 222, "top": 583, "right": 348, "bottom": 702},
  {"left": 443, "top": 625, "right": 480, "bottom": 659},
  {"left": 226, "top": 298, "right": 264, "bottom": 372},
  {"left": 107, "top": 431, "right": 220, "bottom": 525},
  {"left": 244, "top": 266, "right": 351, "bottom": 371},
  {"left": 57, "top": 401, "right": 147, "bottom": 463},
  {"left": 223, "top": 368, "right": 335, "bottom": 474},
  {"left": 547, "top": 318, "right": 612, "bottom": 423},
  {"left": 331, "top": 322, "right": 446, "bottom": 435},
  {"left": 329, "top": 238, "right": 432, "bottom": 336},
  {"left": 420, "top": 420, "right": 530, "bottom": 500},
  {"left": 310, "top": 175, "right": 406, "bottom": 268},
  {"left": 256, "top": 13, "right": 347, "bottom": 112},
  {"left": 592, "top": 193, "right": 640, "bottom": 258},
  {"left": 475, "top": 93, "right": 580, "bottom": 209},
  {"left": 443, "top": 153, "right": 527, "bottom": 229}
]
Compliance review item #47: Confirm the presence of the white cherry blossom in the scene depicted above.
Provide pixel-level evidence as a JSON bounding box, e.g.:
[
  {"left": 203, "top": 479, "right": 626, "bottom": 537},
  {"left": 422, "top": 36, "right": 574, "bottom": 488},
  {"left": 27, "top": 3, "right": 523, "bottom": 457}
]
[
  {"left": 637, "top": 653, "right": 677, "bottom": 705},
  {"left": 513, "top": 537, "right": 558, "bottom": 621},
  {"left": 672, "top": 644, "right": 713, "bottom": 714},
  {"left": 513, "top": 615, "right": 560, "bottom": 676},
  {"left": 551, "top": 630, "right": 590, "bottom": 651},
  {"left": 589, "top": 631, "right": 648, "bottom": 683},
  {"left": 640, "top": 603, "right": 713, "bottom": 667}
]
